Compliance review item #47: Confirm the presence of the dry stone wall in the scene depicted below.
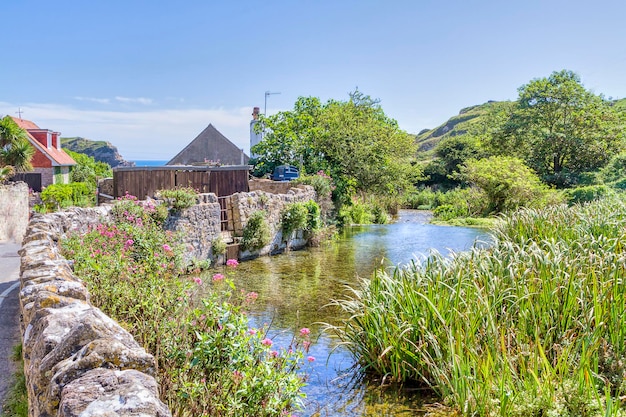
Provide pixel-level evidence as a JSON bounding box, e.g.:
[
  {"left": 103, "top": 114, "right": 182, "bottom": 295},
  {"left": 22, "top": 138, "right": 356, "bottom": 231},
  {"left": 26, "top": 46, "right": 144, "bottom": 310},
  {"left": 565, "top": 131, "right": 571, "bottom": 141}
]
[
  {"left": 0, "top": 182, "right": 29, "bottom": 243},
  {"left": 19, "top": 207, "right": 170, "bottom": 417},
  {"left": 229, "top": 185, "right": 316, "bottom": 258},
  {"left": 164, "top": 193, "right": 222, "bottom": 261}
]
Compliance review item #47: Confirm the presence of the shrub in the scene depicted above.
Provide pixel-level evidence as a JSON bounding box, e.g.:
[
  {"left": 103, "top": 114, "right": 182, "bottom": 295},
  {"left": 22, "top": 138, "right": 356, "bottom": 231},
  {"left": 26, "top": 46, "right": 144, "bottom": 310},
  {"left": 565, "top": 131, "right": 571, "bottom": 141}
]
[
  {"left": 157, "top": 187, "right": 198, "bottom": 212},
  {"left": 40, "top": 182, "right": 94, "bottom": 211},
  {"left": 241, "top": 210, "right": 271, "bottom": 251},
  {"left": 281, "top": 202, "right": 309, "bottom": 237},
  {"left": 211, "top": 236, "right": 227, "bottom": 257},
  {"left": 563, "top": 184, "right": 612, "bottom": 205}
]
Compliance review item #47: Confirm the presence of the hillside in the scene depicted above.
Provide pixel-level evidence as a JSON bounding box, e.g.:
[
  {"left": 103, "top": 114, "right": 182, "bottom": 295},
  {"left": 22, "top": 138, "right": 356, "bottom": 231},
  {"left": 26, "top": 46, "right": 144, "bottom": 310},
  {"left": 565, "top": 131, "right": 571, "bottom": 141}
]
[
  {"left": 415, "top": 100, "right": 510, "bottom": 154},
  {"left": 61, "top": 137, "right": 134, "bottom": 168}
]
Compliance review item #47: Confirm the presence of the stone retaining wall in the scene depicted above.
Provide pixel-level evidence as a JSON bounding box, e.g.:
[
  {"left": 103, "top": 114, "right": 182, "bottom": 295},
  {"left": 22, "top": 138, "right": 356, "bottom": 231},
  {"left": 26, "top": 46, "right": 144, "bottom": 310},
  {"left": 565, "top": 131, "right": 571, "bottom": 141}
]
[
  {"left": 17, "top": 187, "right": 317, "bottom": 416},
  {"left": 0, "top": 182, "right": 29, "bottom": 243},
  {"left": 229, "top": 185, "right": 316, "bottom": 258},
  {"left": 19, "top": 207, "right": 170, "bottom": 417}
]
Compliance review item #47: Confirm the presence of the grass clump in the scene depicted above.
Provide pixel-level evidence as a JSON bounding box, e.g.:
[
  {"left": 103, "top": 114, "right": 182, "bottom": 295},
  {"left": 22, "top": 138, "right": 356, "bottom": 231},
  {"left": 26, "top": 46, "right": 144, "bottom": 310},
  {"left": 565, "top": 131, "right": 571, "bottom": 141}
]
[
  {"left": 61, "top": 195, "right": 307, "bottom": 417},
  {"left": 1, "top": 344, "right": 27, "bottom": 417},
  {"left": 331, "top": 195, "right": 626, "bottom": 416},
  {"left": 157, "top": 187, "right": 198, "bottom": 212}
]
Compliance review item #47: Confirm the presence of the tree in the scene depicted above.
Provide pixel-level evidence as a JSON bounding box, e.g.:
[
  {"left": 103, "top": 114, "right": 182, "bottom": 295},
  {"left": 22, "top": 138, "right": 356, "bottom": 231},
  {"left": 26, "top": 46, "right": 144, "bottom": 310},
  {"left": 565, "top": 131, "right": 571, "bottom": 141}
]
[
  {"left": 457, "top": 156, "right": 554, "bottom": 214},
  {"left": 490, "top": 70, "right": 625, "bottom": 187},
  {"left": 252, "top": 91, "right": 419, "bottom": 205},
  {"left": 0, "top": 116, "right": 35, "bottom": 174}
]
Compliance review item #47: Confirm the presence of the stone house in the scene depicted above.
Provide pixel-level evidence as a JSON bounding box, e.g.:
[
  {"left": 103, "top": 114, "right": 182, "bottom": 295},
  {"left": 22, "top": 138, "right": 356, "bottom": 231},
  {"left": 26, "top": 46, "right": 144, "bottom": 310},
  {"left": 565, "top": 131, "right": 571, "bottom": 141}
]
[
  {"left": 11, "top": 116, "right": 76, "bottom": 188},
  {"left": 167, "top": 124, "right": 250, "bottom": 166}
]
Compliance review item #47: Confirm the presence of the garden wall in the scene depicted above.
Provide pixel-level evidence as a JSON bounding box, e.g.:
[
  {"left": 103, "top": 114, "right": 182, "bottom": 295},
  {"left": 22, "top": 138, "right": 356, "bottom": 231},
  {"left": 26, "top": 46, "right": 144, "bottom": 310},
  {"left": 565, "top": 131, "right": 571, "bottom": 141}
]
[
  {"left": 19, "top": 207, "right": 171, "bottom": 417},
  {"left": 0, "top": 182, "right": 29, "bottom": 243}
]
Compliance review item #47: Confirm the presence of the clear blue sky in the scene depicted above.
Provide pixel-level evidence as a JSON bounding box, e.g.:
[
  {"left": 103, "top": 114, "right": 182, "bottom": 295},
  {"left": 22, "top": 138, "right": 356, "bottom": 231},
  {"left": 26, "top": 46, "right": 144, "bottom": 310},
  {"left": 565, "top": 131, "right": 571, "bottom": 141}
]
[{"left": 2, "top": 0, "right": 625, "bottom": 160}]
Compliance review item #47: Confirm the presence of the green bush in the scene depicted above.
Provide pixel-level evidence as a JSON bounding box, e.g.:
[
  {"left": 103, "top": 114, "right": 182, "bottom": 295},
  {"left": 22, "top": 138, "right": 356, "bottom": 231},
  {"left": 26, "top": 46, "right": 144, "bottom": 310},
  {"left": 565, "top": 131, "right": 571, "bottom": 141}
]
[
  {"left": 281, "top": 202, "right": 309, "bottom": 236},
  {"left": 241, "top": 210, "right": 271, "bottom": 251},
  {"left": 40, "top": 182, "right": 94, "bottom": 211},
  {"left": 563, "top": 184, "right": 612, "bottom": 205},
  {"left": 303, "top": 200, "right": 322, "bottom": 232},
  {"left": 157, "top": 187, "right": 198, "bottom": 212},
  {"left": 211, "top": 236, "right": 227, "bottom": 257}
]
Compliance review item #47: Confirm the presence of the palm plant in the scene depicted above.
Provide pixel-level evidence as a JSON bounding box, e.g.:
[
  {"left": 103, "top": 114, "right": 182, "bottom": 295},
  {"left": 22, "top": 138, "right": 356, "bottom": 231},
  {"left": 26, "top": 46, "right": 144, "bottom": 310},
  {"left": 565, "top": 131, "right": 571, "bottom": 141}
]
[{"left": 0, "top": 116, "right": 35, "bottom": 181}]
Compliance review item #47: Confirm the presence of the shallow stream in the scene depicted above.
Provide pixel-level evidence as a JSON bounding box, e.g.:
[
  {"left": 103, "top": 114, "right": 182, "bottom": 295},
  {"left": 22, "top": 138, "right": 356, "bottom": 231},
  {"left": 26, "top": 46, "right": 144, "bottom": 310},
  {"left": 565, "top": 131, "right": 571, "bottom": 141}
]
[{"left": 224, "top": 210, "right": 490, "bottom": 416}]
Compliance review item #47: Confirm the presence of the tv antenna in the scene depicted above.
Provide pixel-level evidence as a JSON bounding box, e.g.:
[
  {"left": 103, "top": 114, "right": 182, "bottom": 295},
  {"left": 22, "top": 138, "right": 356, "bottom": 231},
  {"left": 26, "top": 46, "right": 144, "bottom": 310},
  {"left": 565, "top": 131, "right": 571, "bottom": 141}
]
[
  {"left": 16, "top": 107, "right": 24, "bottom": 119},
  {"left": 264, "top": 91, "right": 280, "bottom": 115}
]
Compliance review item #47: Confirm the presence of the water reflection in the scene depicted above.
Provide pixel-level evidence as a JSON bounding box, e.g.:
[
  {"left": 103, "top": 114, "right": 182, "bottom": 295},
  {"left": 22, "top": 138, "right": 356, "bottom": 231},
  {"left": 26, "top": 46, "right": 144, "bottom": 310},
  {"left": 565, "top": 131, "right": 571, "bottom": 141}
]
[{"left": 217, "top": 210, "right": 490, "bottom": 416}]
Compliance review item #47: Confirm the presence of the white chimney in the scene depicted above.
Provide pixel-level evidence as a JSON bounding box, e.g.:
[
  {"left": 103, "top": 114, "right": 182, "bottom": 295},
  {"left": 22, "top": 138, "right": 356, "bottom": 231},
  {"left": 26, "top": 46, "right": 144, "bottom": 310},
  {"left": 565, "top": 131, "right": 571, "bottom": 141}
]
[{"left": 250, "top": 107, "right": 263, "bottom": 158}]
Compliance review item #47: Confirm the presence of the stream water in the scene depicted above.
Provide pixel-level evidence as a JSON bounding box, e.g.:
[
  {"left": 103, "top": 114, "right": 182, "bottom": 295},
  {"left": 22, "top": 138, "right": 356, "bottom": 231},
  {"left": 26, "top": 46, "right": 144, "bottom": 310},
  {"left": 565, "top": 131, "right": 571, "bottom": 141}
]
[{"left": 226, "top": 210, "right": 491, "bottom": 416}]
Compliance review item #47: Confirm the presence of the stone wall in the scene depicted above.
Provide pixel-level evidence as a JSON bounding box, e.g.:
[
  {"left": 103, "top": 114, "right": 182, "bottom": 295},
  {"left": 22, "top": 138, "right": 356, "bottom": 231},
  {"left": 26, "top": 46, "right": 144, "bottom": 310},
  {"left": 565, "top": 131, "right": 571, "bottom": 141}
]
[
  {"left": 17, "top": 187, "right": 317, "bottom": 416},
  {"left": 0, "top": 182, "right": 29, "bottom": 243},
  {"left": 19, "top": 207, "right": 170, "bottom": 417},
  {"left": 248, "top": 178, "right": 298, "bottom": 195},
  {"left": 164, "top": 193, "right": 222, "bottom": 261},
  {"left": 229, "top": 185, "right": 316, "bottom": 258}
]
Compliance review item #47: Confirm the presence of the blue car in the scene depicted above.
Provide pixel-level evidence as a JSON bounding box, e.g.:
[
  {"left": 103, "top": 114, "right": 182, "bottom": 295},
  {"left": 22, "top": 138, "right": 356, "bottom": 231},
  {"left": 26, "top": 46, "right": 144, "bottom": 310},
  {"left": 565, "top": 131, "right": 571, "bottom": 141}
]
[{"left": 271, "top": 165, "right": 299, "bottom": 181}]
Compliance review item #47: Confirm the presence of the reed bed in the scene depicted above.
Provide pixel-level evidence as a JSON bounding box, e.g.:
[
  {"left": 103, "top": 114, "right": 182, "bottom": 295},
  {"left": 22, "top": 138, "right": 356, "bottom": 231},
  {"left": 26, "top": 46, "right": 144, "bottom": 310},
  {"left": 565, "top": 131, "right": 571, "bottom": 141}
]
[{"left": 332, "top": 196, "right": 626, "bottom": 416}]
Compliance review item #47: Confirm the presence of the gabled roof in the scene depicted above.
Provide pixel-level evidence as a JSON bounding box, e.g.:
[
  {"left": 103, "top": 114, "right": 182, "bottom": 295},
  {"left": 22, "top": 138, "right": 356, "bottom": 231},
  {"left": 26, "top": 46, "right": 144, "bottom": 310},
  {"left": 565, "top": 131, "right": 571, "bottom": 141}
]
[
  {"left": 10, "top": 116, "right": 76, "bottom": 166},
  {"left": 167, "top": 124, "right": 250, "bottom": 166}
]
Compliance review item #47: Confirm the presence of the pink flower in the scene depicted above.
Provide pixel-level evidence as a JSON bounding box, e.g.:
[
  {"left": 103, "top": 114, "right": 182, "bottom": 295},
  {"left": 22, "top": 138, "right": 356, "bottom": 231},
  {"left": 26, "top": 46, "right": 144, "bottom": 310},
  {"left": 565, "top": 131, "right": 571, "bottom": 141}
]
[
  {"left": 212, "top": 273, "right": 225, "bottom": 282},
  {"left": 248, "top": 328, "right": 257, "bottom": 335},
  {"left": 226, "top": 259, "right": 239, "bottom": 267},
  {"left": 270, "top": 350, "right": 279, "bottom": 358},
  {"left": 233, "top": 370, "right": 243, "bottom": 380},
  {"left": 303, "top": 340, "right": 311, "bottom": 350},
  {"left": 162, "top": 244, "right": 172, "bottom": 252},
  {"left": 299, "top": 328, "right": 311, "bottom": 336},
  {"left": 261, "top": 338, "right": 273, "bottom": 347},
  {"left": 307, "top": 356, "right": 315, "bottom": 362},
  {"left": 245, "top": 292, "right": 258, "bottom": 303},
  {"left": 193, "top": 277, "right": 202, "bottom": 285}
]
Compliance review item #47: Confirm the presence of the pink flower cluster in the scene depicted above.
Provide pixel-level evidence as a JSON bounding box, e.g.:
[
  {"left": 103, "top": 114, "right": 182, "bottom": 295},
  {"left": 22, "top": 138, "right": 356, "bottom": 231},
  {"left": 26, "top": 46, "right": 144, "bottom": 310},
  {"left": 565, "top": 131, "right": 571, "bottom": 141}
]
[{"left": 226, "top": 258, "right": 239, "bottom": 267}]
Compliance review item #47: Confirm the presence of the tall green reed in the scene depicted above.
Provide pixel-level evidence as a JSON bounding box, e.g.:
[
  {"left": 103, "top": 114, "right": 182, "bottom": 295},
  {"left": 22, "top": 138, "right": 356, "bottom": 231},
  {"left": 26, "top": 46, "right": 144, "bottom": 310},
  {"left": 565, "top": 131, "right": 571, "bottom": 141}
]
[{"left": 331, "top": 196, "right": 626, "bottom": 416}]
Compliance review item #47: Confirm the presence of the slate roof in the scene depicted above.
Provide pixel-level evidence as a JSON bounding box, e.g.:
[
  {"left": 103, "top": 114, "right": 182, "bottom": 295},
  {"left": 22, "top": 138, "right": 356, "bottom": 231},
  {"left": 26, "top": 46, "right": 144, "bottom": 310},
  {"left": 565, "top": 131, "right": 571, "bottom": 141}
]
[
  {"left": 167, "top": 124, "right": 250, "bottom": 166},
  {"left": 11, "top": 117, "right": 76, "bottom": 166}
]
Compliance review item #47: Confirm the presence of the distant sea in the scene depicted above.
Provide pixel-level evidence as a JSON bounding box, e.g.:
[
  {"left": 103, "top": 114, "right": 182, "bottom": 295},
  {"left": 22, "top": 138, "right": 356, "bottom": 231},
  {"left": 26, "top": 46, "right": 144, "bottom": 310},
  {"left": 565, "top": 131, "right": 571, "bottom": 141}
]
[{"left": 131, "top": 160, "right": 168, "bottom": 167}]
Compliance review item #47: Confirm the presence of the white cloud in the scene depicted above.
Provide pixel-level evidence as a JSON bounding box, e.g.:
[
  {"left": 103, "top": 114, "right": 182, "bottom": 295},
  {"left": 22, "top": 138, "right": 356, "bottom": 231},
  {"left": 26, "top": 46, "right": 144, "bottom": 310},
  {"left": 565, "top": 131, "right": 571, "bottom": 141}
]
[
  {"left": 0, "top": 102, "right": 254, "bottom": 160},
  {"left": 115, "top": 96, "right": 154, "bottom": 105},
  {"left": 74, "top": 96, "right": 111, "bottom": 104}
]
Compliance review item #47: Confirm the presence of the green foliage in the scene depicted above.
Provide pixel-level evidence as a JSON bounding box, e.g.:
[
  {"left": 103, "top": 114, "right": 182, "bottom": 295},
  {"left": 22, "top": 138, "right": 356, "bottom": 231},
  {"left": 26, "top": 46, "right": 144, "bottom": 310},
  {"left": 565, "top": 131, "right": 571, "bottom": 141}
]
[
  {"left": 211, "top": 236, "right": 227, "bottom": 257},
  {"left": 1, "top": 344, "right": 27, "bottom": 417},
  {"left": 65, "top": 149, "right": 112, "bottom": 184},
  {"left": 336, "top": 198, "right": 390, "bottom": 225},
  {"left": 599, "top": 152, "right": 626, "bottom": 184},
  {"left": 457, "top": 156, "right": 555, "bottom": 214},
  {"left": 294, "top": 171, "right": 335, "bottom": 220},
  {"left": 563, "top": 185, "right": 612, "bottom": 205},
  {"left": 281, "top": 202, "right": 309, "bottom": 237},
  {"left": 252, "top": 91, "right": 418, "bottom": 205},
  {"left": 241, "top": 210, "right": 271, "bottom": 251},
  {"left": 40, "top": 182, "right": 94, "bottom": 211},
  {"left": 0, "top": 116, "right": 34, "bottom": 174},
  {"left": 157, "top": 187, "right": 198, "bottom": 212},
  {"left": 489, "top": 70, "right": 625, "bottom": 186},
  {"left": 61, "top": 198, "right": 307, "bottom": 416},
  {"left": 331, "top": 196, "right": 626, "bottom": 416}
]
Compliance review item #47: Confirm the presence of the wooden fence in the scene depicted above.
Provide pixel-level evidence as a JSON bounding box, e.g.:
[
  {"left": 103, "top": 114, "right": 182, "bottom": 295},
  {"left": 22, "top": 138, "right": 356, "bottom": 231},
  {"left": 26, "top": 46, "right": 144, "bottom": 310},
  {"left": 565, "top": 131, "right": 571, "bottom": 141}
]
[{"left": 112, "top": 166, "right": 250, "bottom": 199}]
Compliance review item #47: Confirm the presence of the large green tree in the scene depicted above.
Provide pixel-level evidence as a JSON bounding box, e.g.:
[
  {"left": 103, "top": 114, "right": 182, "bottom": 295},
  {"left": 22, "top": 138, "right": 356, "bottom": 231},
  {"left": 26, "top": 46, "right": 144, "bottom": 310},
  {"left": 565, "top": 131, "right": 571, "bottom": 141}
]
[
  {"left": 0, "top": 116, "right": 35, "bottom": 181},
  {"left": 490, "top": 70, "right": 625, "bottom": 187},
  {"left": 252, "top": 91, "right": 418, "bottom": 204}
]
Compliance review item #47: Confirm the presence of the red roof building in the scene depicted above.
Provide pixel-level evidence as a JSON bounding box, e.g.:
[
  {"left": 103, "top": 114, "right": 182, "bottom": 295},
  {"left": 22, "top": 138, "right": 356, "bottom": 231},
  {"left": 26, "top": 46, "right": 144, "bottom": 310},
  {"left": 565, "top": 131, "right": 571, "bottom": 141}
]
[{"left": 11, "top": 116, "right": 76, "bottom": 188}]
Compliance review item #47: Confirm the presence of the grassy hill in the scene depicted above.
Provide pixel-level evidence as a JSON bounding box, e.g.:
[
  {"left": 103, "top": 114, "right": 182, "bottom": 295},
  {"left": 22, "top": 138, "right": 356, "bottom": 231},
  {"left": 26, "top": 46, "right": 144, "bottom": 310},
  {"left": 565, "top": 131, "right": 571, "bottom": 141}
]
[
  {"left": 414, "top": 101, "right": 510, "bottom": 155},
  {"left": 61, "top": 137, "right": 133, "bottom": 167}
]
